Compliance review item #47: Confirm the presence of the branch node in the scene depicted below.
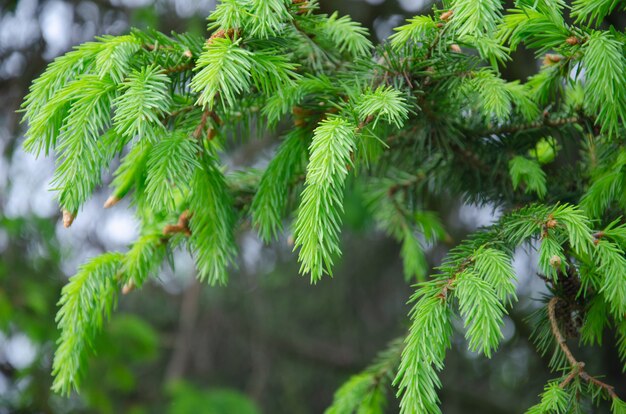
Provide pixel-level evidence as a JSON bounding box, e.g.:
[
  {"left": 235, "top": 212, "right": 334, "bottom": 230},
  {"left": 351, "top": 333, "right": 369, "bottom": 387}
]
[{"left": 163, "top": 210, "right": 192, "bottom": 236}]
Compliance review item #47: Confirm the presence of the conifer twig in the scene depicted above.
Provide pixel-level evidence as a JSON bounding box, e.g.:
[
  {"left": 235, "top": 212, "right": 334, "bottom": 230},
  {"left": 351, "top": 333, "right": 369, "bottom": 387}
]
[
  {"left": 163, "top": 62, "right": 195, "bottom": 74},
  {"left": 163, "top": 210, "right": 192, "bottom": 236},
  {"left": 193, "top": 109, "right": 220, "bottom": 142},
  {"left": 547, "top": 297, "right": 580, "bottom": 367},
  {"left": 193, "top": 110, "right": 210, "bottom": 140},
  {"left": 387, "top": 172, "right": 427, "bottom": 196},
  {"left": 486, "top": 116, "right": 582, "bottom": 136},
  {"left": 439, "top": 256, "right": 474, "bottom": 299},
  {"left": 559, "top": 362, "right": 583, "bottom": 388},
  {"left": 548, "top": 297, "right": 619, "bottom": 399}
]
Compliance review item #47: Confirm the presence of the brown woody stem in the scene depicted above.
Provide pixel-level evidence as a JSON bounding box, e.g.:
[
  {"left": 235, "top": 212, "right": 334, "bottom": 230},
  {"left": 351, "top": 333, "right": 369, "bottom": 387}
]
[{"left": 547, "top": 297, "right": 619, "bottom": 399}]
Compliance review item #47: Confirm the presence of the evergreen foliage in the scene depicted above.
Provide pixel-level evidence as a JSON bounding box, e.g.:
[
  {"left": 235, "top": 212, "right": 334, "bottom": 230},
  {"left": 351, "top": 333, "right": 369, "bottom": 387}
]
[
  {"left": 325, "top": 338, "right": 403, "bottom": 414},
  {"left": 52, "top": 252, "right": 124, "bottom": 394},
  {"left": 294, "top": 115, "right": 357, "bottom": 281},
  {"left": 20, "top": 0, "right": 626, "bottom": 411}
]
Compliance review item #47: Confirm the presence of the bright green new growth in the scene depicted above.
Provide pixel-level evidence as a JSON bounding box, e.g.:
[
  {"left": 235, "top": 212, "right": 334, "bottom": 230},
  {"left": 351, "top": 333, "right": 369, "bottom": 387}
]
[
  {"left": 189, "top": 157, "right": 238, "bottom": 285},
  {"left": 145, "top": 132, "right": 200, "bottom": 211},
  {"left": 113, "top": 65, "right": 171, "bottom": 140},
  {"left": 325, "top": 338, "right": 402, "bottom": 414},
  {"left": 526, "top": 382, "right": 570, "bottom": 413},
  {"left": 456, "top": 270, "right": 506, "bottom": 357},
  {"left": 20, "top": 0, "right": 626, "bottom": 411},
  {"left": 357, "top": 86, "right": 410, "bottom": 129},
  {"left": 52, "top": 253, "right": 124, "bottom": 394},
  {"left": 191, "top": 37, "right": 254, "bottom": 109},
  {"left": 294, "top": 116, "right": 357, "bottom": 281},
  {"left": 509, "top": 156, "right": 548, "bottom": 198},
  {"left": 251, "top": 128, "right": 309, "bottom": 241},
  {"left": 582, "top": 31, "right": 626, "bottom": 137}
]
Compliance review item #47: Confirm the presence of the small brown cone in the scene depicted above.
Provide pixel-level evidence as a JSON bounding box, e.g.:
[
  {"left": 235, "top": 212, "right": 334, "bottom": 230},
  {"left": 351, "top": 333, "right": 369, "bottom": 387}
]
[
  {"left": 122, "top": 282, "right": 135, "bottom": 295},
  {"left": 449, "top": 44, "right": 462, "bottom": 53},
  {"left": 62, "top": 210, "right": 75, "bottom": 228},
  {"left": 566, "top": 36, "right": 579, "bottom": 46}
]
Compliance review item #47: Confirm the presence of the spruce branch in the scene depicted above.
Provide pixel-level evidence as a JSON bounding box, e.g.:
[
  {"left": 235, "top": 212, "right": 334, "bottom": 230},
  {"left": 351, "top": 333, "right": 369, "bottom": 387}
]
[
  {"left": 251, "top": 128, "right": 309, "bottom": 242},
  {"left": 548, "top": 297, "right": 579, "bottom": 367},
  {"left": 395, "top": 204, "right": 605, "bottom": 413},
  {"left": 188, "top": 156, "right": 237, "bottom": 285},
  {"left": 325, "top": 338, "right": 403, "bottom": 413},
  {"left": 548, "top": 297, "right": 619, "bottom": 399},
  {"left": 450, "top": 0, "right": 503, "bottom": 37},
  {"left": 52, "top": 252, "right": 124, "bottom": 394},
  {"left": 294, "top": 116, "right": 358, "bottom": 281},
  {"left": 20, "top": 1, "right": 626, "bottom": 408},
  {"left": 485, "top": 115, "right": 582, "bottom": 136}
]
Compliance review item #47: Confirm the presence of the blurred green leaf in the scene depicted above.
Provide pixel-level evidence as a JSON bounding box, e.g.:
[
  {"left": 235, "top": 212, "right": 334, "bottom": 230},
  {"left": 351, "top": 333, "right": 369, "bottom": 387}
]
[{"left": 167, "top": 381, "right": 260, "bottom": 414}]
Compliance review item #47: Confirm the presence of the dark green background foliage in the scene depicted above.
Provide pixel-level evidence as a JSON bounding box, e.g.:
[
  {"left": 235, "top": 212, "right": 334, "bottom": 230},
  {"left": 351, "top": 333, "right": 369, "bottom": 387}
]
[{"left": 2, "top": 0, "right": 626, "bottom": 413}]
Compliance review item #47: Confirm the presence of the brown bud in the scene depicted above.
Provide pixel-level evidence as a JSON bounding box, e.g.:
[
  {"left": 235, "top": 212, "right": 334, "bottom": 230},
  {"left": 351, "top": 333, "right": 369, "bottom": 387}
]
[
  {"left": 293, "top": 0, "right": 308, "bottom": 14},
  {"left": 440, "top": 10, "right": 453, "bottom": 21},
  {"left": 543, "top": 54, "right": 563, "bottom": 65},
  {"left": 178, "top": 210, "right": 191, "bottom": 227},
  {"left": 208, "top": 28, "right": 236, "bottom": 45},
  {"left": 565, "top": 36, "right": 579, "bottom": 46},
  {"left": 292, "top": 106, "right": 306, "bottom": 116},
  {"left": 183, "top": 49, "right": 193, "bottom": 58},
  {"left": 546, "top": 215, "right": 558, "bottom": 229},
  {"left": 593, "top": 231, "right": 604, "bottom": 245},
  {"left": 287, "top": 234, "right": 295, "bottom": 247},
  {"left": 163, "top": 224, "right": 180, "bottom": 236},
  {"left": 436, "top": 22, "right": 444, "bottom": 28},
  {"left": 208, "top": 29, "right": 225, "bottom": 44},
  {"left": 62, "top": 210, "right": 75, "bottom": 228},
  {"left": 103, "top": 195, "right": 121, "bottom": 209},
  {"left": 449, "top": 44, "right": 462, "bottom": 53},
  {"left": 207, "top": 128, "right": 217, "bottom": 141},
  {"left": 122, "top": 282, "right": 135, "bottom": 295},
  {"left": 546, "top": 219, "right": 558, "bottom": 229},
  {"left": 549, "top": 255, "right": 562, "bottom": 268}
]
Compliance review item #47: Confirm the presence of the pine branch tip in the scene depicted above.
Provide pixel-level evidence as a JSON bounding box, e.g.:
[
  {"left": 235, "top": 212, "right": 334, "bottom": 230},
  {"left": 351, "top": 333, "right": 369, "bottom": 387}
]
[
  {"left": 103, "top": 195, "right": 120, "bottom": 209},
  {"left": 121, "top": 281, "right": 135, "bottom": 295},
  {"left": 62, "top": 210, "right": 75, "bottom": 228}
]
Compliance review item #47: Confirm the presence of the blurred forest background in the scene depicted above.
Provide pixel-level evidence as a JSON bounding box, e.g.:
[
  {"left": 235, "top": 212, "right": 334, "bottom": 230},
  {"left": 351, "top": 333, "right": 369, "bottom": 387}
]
[{"left": 0, "top": 0, "right": 624, "bottom": 413}]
